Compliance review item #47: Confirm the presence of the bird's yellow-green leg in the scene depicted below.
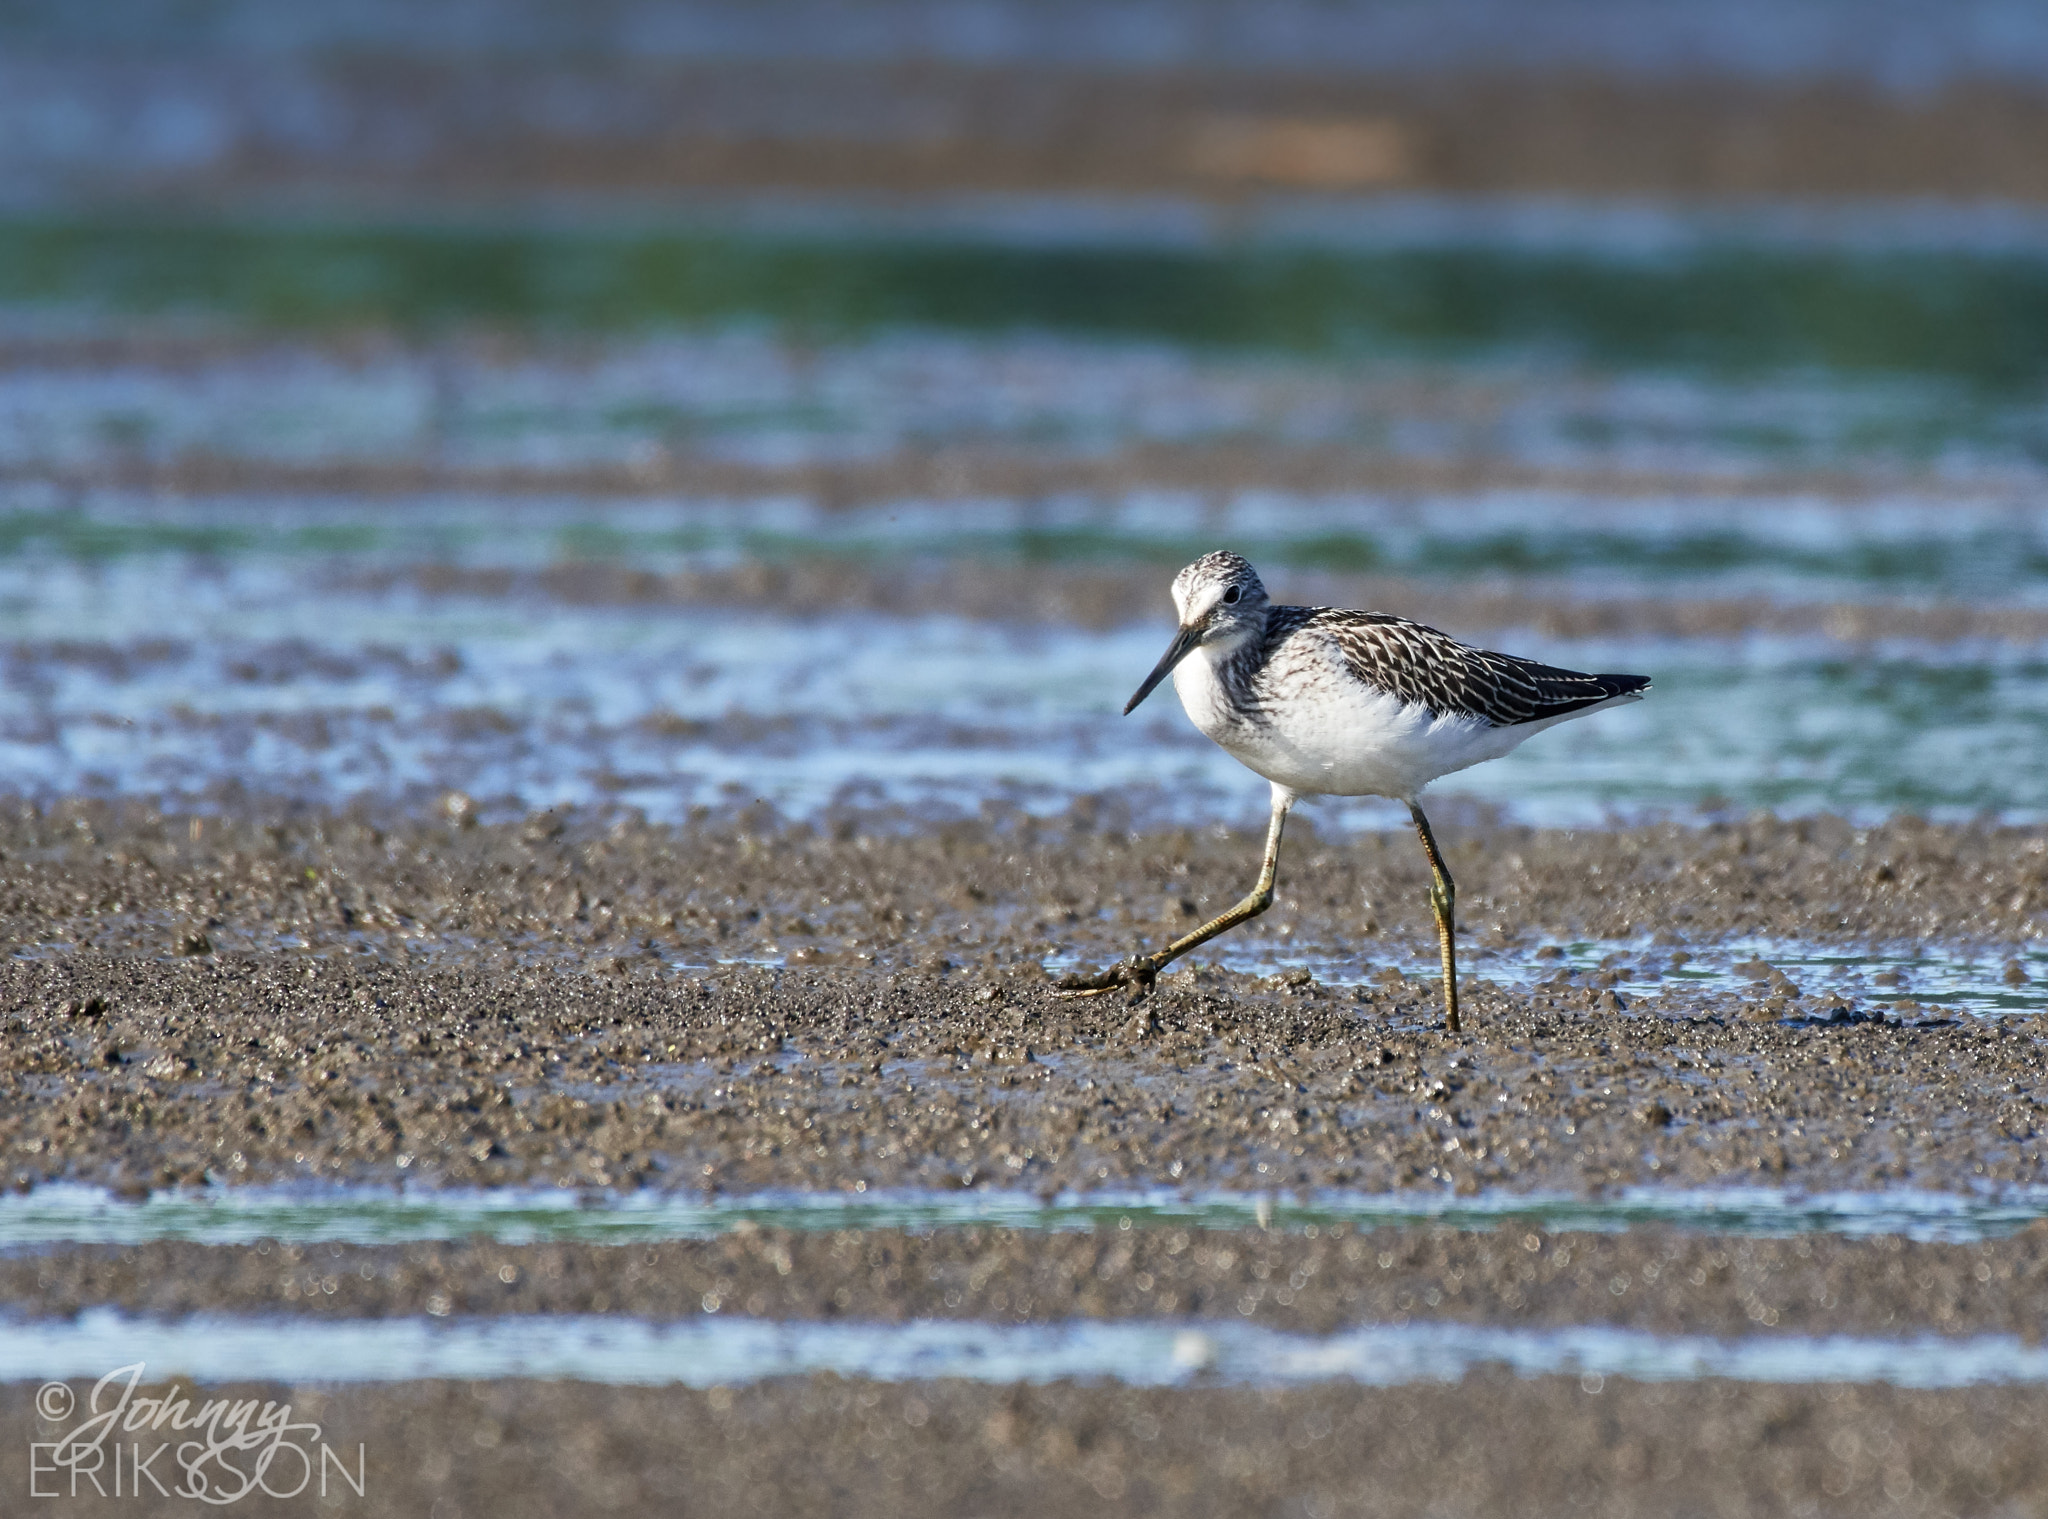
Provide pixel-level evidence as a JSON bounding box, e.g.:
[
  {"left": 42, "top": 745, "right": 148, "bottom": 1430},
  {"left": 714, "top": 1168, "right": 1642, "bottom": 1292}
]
[
  {"left": 1058, "top": 792, "right": 1293, "bottom": 1003},
  {"left": 1408, "top": 801, "right": 1462, "bottom": 1033}
]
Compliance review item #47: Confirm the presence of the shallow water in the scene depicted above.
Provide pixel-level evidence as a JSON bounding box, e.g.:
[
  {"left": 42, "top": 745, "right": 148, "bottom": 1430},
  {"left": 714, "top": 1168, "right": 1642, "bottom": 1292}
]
[
  {"left": 10, "top": 241, "right": 2048, "bottom": 827},
  {"left": 7, "top": 564, "right": 2048, "bottom": 827},
  {"left": 1515, "top": 935, "right": 2048, "bottom": 1019},
  {"left": 19, "top": 217, "right": 2048, "bottom": 387},
  {"left": 12, "top": 1307, "right": 2048, "bottom": 1391},
  {"left": 11, "top": 323, "right": 2048, "bottom": 522},
  {"left": 1179, "top": 935, "right": 2048, "bottom": 1021},
  {"left": 15, "top": 0, "right": 2048, "bottom": 83},
  {"left": 7, "top": 1181, "right": 2047, "bottom": 1250},
  {"left": 15, "top": 489, "right": 2048, "bottom": 604}
]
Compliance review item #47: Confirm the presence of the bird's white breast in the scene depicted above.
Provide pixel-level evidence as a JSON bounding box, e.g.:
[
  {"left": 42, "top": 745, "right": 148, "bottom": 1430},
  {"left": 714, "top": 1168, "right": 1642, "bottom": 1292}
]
[{"left": 1172, "top": 631, "right": 1536, "bottom": 801}]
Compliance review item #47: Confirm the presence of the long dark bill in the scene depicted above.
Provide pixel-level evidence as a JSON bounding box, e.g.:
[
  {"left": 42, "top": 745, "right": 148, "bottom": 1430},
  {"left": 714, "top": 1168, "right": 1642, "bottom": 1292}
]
[{"left": 1124, "top": 624, "right": 1202, "bottom": 715}]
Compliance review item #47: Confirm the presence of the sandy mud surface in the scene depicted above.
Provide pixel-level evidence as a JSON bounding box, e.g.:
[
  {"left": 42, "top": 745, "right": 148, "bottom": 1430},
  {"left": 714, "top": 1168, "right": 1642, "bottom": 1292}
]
[
  {"left": 6, "top": 803, "right": 2046, "bottom": 1519},
  {"left": 0, "top": 804, "right": 2041, "bottom": 1197},
  {"left": 10, "top": 1224, "right": 2048, "bottom": 1339},
  {"left": 8, "top": 1375, "right": 2048, "bottom": 1518},
  {"left": 9, "top": 799, "right": 2048, "bottom": 968},
  {"left": 5, "top": 948, "right": 2046, "bottom": 1197}
]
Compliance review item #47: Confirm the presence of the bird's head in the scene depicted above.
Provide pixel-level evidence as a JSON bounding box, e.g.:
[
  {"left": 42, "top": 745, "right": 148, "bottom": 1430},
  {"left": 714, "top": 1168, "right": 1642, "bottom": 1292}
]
[{"left": 1124, "top": 551, "right": 1269, "bottom": 714}]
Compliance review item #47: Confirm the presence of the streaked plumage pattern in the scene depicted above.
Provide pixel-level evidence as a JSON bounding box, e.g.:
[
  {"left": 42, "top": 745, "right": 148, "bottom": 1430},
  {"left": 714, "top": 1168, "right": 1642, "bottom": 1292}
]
[{"left": 1249, "top": 606, "right": 1649, "bottom": 730}]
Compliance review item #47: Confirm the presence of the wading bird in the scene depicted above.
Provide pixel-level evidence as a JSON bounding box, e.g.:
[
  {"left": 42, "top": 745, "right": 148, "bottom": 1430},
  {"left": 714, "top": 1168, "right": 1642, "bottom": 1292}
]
[{"left": 1058, "top": 551, "right": 1649, "bottom": 1031}]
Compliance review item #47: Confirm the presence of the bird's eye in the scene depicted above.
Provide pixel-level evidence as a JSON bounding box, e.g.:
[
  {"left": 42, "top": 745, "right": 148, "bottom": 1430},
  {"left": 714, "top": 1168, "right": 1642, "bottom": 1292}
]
[{"left": 1222, "top": 586, "right": 1240, "bottom": 604}]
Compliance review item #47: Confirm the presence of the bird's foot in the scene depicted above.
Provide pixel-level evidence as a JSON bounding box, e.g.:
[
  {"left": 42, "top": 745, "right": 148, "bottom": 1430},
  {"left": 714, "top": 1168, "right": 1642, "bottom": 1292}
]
[{"left": 1054, "top": 953, "right": 1164, "bottom": 1003}]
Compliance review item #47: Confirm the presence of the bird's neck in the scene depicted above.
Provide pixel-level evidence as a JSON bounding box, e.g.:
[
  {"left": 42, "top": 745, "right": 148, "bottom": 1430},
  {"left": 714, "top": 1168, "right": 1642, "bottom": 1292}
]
[{"left": 1194, "top": 616, "right": 1268, "bottom": 708}]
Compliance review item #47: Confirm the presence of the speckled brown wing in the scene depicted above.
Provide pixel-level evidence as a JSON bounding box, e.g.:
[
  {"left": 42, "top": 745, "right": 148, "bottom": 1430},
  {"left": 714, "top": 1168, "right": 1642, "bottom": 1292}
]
[{"left": 1282, "top": 608, "right": 1650, "bottom": 727}]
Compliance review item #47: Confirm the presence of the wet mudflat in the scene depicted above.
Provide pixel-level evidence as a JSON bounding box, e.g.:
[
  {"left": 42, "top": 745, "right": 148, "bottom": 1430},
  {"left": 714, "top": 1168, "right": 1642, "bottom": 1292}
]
[
  {"left": 14, "top": 116, "right": 2048, "bottom": 1508},
  {"left": 7, "top": 1374, "right": 2046, "bottom": 1518},
  {"left": 7, "top": 798, "right": 2045, "bottom": 1519},
  {"left": 10, "top": 949, "right": 2048, "bottom": 1199},
  {"left": 12, "top": 1222, "right": 2048, "bottom": 1340},
  {"left": 0, "top": 803, "right": 2042, "bottom": 1200}
]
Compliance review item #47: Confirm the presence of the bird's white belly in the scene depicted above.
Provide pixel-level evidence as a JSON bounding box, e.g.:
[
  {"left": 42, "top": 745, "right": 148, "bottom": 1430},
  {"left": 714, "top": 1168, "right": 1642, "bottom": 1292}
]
[{"left": 1172, "top": 648, "right": 1529, "bottom": 801}]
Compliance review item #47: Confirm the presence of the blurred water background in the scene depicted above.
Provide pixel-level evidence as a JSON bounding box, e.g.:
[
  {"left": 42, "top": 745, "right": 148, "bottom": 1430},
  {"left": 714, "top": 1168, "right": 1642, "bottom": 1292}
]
[{"left": 9, "top": 0, "right": 2048, "bottom": 829}]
